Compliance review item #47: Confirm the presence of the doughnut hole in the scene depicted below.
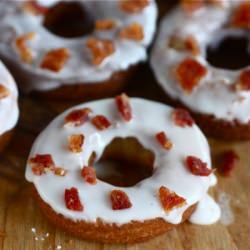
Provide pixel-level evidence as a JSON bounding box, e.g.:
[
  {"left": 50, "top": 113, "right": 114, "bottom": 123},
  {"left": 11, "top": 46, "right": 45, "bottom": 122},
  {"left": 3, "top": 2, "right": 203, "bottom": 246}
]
[
  {"left": 43, "top": 1, "right": 94, "bottom": 38},
  {"left": 206, "top": 31, "right": 250, "bottom": 70},
  {"left": 91, "top": 137, "right": 155, "bottom": 187}
]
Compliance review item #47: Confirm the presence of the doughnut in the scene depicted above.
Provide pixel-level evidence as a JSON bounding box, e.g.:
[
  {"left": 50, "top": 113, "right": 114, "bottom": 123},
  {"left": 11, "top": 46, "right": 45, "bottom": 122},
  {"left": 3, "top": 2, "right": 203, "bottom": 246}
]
[
  {"left": 25, "top": 94, "right": 220, "bottom": 243},
  {"left": 150, "top": 0, "right": 250, "bottom": 140},
  {"left": 0, "top": 60, "right": 19, "bottom": 152},
  {"left": 0, "top": 0, "right": 157, "bottom": 100}
]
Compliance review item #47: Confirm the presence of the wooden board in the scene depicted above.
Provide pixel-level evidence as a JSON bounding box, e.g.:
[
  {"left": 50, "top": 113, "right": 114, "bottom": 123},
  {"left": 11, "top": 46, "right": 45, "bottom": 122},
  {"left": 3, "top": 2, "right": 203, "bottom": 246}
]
[{"left": 1, "top": 1, "right": 250, "bottom": 249}]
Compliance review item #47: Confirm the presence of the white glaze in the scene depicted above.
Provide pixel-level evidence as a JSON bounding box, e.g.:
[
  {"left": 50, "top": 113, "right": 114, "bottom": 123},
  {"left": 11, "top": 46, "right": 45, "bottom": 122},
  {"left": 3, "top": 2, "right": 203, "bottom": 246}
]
[
  {"left": 0, "top": 0, "right": 157, "bottom": 92},
  {"left": 0, "top": 60, "right": 19, "bottom": 135},
  {"left": 150, "top": 1, "right": 250, "bottom": 124},
  {"left": 189, "top": 193, "right": 221, "bottom": 225},
  {"left": 25, "top": 98, "right": 220, "bottom": 225}
]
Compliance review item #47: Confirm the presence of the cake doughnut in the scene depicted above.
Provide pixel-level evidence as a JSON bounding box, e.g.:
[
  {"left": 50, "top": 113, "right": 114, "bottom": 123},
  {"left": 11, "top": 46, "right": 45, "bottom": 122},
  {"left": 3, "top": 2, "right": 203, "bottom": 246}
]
[
  {"left": 0, "top": 0, "right": 157, "bottom": 101},
  {"left": 0, "top": 60, "right": 19, "bottom": 152},
  {"left": 151, "top": 0, "right": 250, "bottom": 140},
  {"left": 25, "top": 94, "right": 220, "bottom": 243}
]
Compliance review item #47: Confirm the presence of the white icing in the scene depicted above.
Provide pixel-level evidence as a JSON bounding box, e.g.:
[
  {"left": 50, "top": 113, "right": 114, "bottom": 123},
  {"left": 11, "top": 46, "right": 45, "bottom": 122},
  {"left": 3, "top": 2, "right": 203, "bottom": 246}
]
[
  {"left": 0, "top": 60, "right": 19, "bottom": 135},
  {"left": 0, "top": 0, "right": 157, "bottom": 92},
  {"left": 189, "top": 193, "right": 221, "bottom": 225},
  {"left": 150, "top": 1, "right": 250, "bottom": 124},
  {"left": 25, "top": 98, "right": 219, "bottom": 226}
]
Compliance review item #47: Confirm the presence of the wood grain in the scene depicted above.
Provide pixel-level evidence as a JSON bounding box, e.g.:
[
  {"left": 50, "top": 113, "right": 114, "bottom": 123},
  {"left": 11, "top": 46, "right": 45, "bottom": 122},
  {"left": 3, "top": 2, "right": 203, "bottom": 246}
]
[{"left": 0, "top": 1, "right": 250, "bottom": 249}]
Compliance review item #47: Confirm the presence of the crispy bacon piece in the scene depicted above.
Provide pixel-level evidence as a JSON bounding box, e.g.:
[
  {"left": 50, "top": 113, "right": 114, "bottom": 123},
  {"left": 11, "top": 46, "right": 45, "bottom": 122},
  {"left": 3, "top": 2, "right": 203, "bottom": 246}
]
[
  {"left": 115, "top": 93, "right": 132, "bottom": 122},
  {"left": 119, "top": 0, "right": 149, "bottom": 13},
  {"left": 175, "top": 58, "right": 207, "bottom": 93},
  {"left": 23, "top": 1, "right": 49, "bottom": 15},
  {"left": 29, "top": 154, "right": 55, "bottom": 175},
  {"left": 186, "top": 156, "right": 212, "bottom": 176},
  {"left": 95, "top": 19, "right": 117, "bottom": 30},
  {"left": 68, "top": 134, "right": 84, "bottom": 153},
  {"left": 218, "top": 150, "right": 239, "bottom": 177},
  {"left": 119, "top": 23, "right": 144, "bottom": 41},
  {"left": 236, "top": 69, "right": 250, "bottom": 91},
  {"left": 172, "top": 108, "right": 194, "bottom": 127},
  {"left": 81, "top": 166, "right": 97, "bottom": 185},
  {"left": 54, "top": 167, "right": 68, "bottom": 177},
  {"left": 91, "top": 115, "right": 111, "bottom": 130},
  {"left": 40, "top": 48, "right": 70, "bottom": 72},
  {"left": 181, "top": 0, "right": 204, "bottom": 12},
  {"left": 156, "top": 132, "right": 173, "bottom": 150},
  {"left": 65, "top": 187, "right": 83, "bottom": 211},
  {"left": 185, "top": 36, "right": 200, "bottom": 56},
  {"left": 231, "top": 2, "right": 250, "bottom": 28},
  {"left": 15, "top": 32, "right": 36, "bottom": 63},
  {"left": 110, "top": 190, "right": 132, "bottom": 210},
  {"left": 0, "top": 85, "right": 10, "bottom": 99},
  {"left": 64, "top": 108, "right": 92, "bottom": 127},
  {"left": 86, "top": 38, "right": 115, "bottom": 65},
  {"left": 159, "top": 186, "right": 186, "bottom": 213},
  {"left": 169, "top": 35, "right": 200, "bottom": 56}
]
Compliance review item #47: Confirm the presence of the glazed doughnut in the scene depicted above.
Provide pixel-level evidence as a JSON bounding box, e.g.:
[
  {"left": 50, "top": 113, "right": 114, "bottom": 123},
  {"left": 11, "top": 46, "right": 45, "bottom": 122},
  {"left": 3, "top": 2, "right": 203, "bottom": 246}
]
[
  {"left": 0, "top": 60, "right": 19, "bottom": 152},
  {"left": 151, "top": 0, "right": 250, "bottom": 140},
  {"left": 0, "top": 0, "right": 157, "bottom": 100},
  {"left": 25, "top": 94, "right": 220, "bottom": 243}
]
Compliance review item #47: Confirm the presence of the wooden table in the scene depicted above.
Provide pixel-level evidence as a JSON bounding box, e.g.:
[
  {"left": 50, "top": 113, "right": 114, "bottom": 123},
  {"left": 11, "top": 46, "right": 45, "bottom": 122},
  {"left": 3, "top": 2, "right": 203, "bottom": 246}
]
[{"left": 1, "top": 1, "right": 250, "bottom": 249}]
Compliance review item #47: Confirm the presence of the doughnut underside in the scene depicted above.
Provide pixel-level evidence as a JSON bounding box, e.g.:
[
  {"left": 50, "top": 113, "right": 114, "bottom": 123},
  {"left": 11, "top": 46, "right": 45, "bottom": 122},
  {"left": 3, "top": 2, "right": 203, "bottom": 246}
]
[
  {"left": 34, "top": 187, "right": 196, "bottom": 244},
  {"left": 163, "top": 93, "right": 250, "bottom": 141},
  {"left": 27, "top": 66, "right": 138, "bottom": 101}
]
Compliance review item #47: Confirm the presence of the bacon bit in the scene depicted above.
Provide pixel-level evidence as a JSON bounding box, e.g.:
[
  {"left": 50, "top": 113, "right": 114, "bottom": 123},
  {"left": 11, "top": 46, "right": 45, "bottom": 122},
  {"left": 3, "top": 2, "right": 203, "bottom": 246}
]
[
  {"left": 65, "top": 187, "right": 83, "bottom": 211},
  {"left": 169, "top": 35, "right": 200, "bottom": 56},
  {"left": 156, "top": 132, "right": 173, "bottom": 150},
  {"left": 159, "top": 186, "right": 186, "bottom": 213},
  {"left": 119, "top": 23, "right": 144, "bottom": 41},
  {"left": 91, "top": 115, "right": 111, "bottom": 130},
  {"left": 81, "top": 166, "right": 97, "bottom": 185},
  {"left": 186, "top": 156, "right": 212, "bottom": 176},
  {"left": 175, "top": 58, "right": 207, "bottom": 93},
  {"left": 110, "top": 190, "right": 132, "bottom": 210},
  {"left": 40, "top": 48, "right": 70, "bottom": 72},
  {"left": 0, "top": 85, "right": 10, "bottom": 99},
  {"left": 115, "top": 93, "right": 132, "bottom": 122},
  {"left": 231, "top": 2, "right": 250, "bottom": 28},
  {"left": 236, "top": 69, "right": 250, "bottom": 91},
  {"left": 54, "top": 167, "right": 68, "bottom": 177},
  {"left": 29, "top": 154, "right": 55, "bottom": 175},
  {"left": 218, "top": 150, "right": 239, "bottom": 177},
  {"left": 95, "top": 19, "right": 117, "bottom": 31},
  {"left": 31, "top": 165, "right": 47, "bottom": 176},
  {"left": 119, "top": 0, "right": 149, "bottom": 13},
  {"left": 23, "top": 1, "right": 49, "bottom": 15},
  {"left": 172, "top": 108, "right": 194, "bottom": 127},
  {"left": 181, "top": 0, "right": 204, "bottom": 12},
  {"left": 15, "top": 32, "right": 36, "bottom": 63},
  {"left": 68, "top": 134, "right": 84, "bottom": 153},
  {"left": 86, "top": 38, "right": 115, "bottom": 65},
  {"left": 168, "top": 35, "right": 186, "bottom": 51},
  {"left": 185, "top": 36, "right": 200, "bottom": 56},
  {"left": 64, "top": 108, "right": 92, "bottom": 127}
]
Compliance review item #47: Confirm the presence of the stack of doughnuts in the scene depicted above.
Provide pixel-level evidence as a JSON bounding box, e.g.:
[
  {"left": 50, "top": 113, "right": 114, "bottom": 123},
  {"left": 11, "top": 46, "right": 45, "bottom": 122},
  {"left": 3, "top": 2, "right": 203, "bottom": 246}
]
[
  {"left": 3, "top": 0, "right": 248, "bottom": 244},
  {"left": 0, "top": 0, "right": 157, "bottom": 100}
]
